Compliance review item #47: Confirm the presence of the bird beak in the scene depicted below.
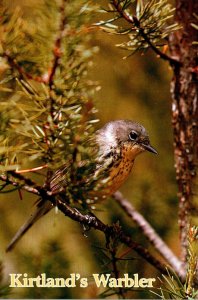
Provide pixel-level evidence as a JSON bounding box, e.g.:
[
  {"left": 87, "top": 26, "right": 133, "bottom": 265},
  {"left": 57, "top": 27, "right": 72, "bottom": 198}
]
[{"left": 142, "top": 143, "right": 158, "bottom": 154}]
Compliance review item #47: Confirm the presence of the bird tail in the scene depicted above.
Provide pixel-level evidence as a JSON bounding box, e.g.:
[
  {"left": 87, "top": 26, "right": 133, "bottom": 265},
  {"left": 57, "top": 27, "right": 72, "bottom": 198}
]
[{"left": 6, "top": 200, "right": 53, "bottom": 252}]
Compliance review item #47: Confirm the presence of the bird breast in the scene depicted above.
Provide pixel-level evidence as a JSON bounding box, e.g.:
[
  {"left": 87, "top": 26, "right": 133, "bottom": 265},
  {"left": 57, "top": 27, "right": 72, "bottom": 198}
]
[
  {"left": 105, "top": 144, "right": 135, "bottom": 195},
  {"left": 89, "top": 144, "right": 136, "bottom": 201}
]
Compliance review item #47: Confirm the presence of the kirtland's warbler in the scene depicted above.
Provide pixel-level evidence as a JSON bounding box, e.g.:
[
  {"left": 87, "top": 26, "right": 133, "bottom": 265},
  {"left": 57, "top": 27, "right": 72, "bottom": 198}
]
[{"left": 6, "top": 120, "right": 157, "bottom": 252}]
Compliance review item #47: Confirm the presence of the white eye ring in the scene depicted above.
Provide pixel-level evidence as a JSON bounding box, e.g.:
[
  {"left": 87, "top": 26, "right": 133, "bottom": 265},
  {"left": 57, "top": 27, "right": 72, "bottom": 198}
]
[{"left": 129, "top": 131, "right": 138, "bottom": 141}]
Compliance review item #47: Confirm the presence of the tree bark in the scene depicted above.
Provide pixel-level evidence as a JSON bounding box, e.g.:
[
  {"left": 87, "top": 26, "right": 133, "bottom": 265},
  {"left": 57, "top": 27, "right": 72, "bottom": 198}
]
[{"left": 169, "top": 0, "right": 198, "bottom": 264}]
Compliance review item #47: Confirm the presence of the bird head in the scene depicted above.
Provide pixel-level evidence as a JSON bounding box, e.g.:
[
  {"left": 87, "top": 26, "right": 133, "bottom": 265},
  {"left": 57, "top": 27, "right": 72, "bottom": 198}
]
[{"left": 96, "top": 120, "right": 157, "bottom": 159}]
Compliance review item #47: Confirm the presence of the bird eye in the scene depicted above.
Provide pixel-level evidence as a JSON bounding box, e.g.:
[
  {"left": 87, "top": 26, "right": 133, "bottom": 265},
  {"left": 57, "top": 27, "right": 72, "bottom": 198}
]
[{"left": 129, "top": 131, "right": 138, "bottom": 141}]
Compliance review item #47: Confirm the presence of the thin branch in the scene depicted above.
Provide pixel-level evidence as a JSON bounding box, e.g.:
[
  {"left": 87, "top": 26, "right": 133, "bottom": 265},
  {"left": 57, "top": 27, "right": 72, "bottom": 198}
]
[
  {"left": 48, "top": 0, "right": 68, "bottom": 118},
  {"left": 8, "top": 171, "right": 41, "bottom": 188},
  {"left": 0, "top": 174, "right": 40, "bottom": 195},
  {"left": 48, "top": 0, "right": 66, "bottom": 88},
  {"left": 39, "top": 0, "right": 68, "bottom": 169},
  {"left": 1, "top": 1, "right": 67, "bottom": 88},
  {"left": 2, "top": 51, "right": 47, "bottom": 83},
  {"left": 113, "top": 191, "right": 186, "bottom": 281},
  {"left": 1, "top": 171, "right": 185, "bottom": 279},
  {"left": 51, "top": 197, "right": 169, "bottom": 276},
  {"left": 111, "top": 0, "right": 181, "bottom": 66},
  {"left": 1, "top": 173, "right": 169, "bottom": 276}
]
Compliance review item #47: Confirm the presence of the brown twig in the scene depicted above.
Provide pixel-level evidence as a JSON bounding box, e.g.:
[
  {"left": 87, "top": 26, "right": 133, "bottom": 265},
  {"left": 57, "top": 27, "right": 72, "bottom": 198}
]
[
  {"left": 51, "top": 197, "right": 169, "bottom": 276},
  {"left": 1, "top": 170, "right": 186, "bottom": 279},
  {"left": 39, "top": 0, "right": 68, "bottom": 171},
  {"left": 113, "top": 191, "right": 186, "bottom": 280},
  {"left": 0, "top": 174, "right": 40, "bottom": 195},
  {"left": 2, "top": 51, "right": 47, "bottom": 83},
  {"left": 48, "top": 0, "right": 68, "bottom": 119},
  {"left": 8, "top": 171, "right": 40, "bottom": 188},
  {"left": 48, "top": 2, "right": 65, "bottom": 88},
  {"left": 1, "top": 171, "right": 168, "bottom": 276}
]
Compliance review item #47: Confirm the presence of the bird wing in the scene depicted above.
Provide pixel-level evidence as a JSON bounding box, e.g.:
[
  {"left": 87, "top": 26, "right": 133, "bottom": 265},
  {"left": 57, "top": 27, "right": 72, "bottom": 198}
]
[{"left": 50, "top": 163, "right": 71, "bottom": 194}]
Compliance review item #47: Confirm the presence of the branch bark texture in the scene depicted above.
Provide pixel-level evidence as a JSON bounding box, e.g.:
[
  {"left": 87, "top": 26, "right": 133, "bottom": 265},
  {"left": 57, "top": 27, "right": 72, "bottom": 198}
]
[
  {"left": 168, "top": 0, "right": 198, "bottom": 264},
  {"left": 0, "top": 172, "right": 169, "bottom": 276},
  {"left": 113, "top": 191, "right": 185, "bottom": 280}
]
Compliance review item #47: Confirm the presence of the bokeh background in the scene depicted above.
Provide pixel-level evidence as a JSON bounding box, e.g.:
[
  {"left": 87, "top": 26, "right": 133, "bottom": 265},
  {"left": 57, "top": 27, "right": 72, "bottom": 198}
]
[{"left": 0, "top": 0, "right": 180, "bottom": 298}]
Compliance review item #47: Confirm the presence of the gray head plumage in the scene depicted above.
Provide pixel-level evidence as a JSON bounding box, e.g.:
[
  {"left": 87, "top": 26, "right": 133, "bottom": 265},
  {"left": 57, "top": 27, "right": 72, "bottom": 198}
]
[{"left": 96, "top": 120, "right": 157, "bottom": 156}]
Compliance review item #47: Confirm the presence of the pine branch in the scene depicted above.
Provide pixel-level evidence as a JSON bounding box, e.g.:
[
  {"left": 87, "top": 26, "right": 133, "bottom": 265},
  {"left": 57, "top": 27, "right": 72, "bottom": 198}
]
[
  {"left": 51, "top": 196, "right": 169, "bottom": 276},
  {"left": 8, "top": 171, "right": 39, "bottom": 187},
  {"left": 0, "top": 174, "right": 41, "bottom": 195},
  {"left": 2, "top": 51, "right": 47, "bottom": 83},
  {"left": 113, "top": 191, "right": 186, "bottom": 281},
  {"left": 111, "top": 0, "right": 180, "bottom": 65},
  {"left": 48, "top": 0, "right": 67, "bottom": 89},
  {"left": 0, "top": 0, "right": 98, "bottom": 170},
  {"left": 0, "top": 170, "right": 182, "bottom": 278},
  {"left": 1, "top": 172, "right": 169, "bottom": 276},
  {"left": 48, "top": 0, "right": 68, "bottom": 119},
  {"left": 98, "top": 0, "right": 181, "bottom": 65}
]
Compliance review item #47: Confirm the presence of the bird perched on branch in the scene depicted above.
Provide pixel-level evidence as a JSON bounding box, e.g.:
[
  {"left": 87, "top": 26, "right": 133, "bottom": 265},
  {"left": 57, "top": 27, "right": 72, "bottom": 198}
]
[{"left": 6, "top": 120, "right": 157, "bottom": 252}]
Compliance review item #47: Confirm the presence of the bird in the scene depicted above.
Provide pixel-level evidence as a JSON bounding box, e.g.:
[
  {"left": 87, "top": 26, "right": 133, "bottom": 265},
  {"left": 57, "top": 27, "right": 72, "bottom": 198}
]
[{"left": 6, "top": 120, "right": 157, "bottom": 252}]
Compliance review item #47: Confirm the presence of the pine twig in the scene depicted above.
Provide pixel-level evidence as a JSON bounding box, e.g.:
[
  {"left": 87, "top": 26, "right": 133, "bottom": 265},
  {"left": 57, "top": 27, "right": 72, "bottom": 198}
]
[
  {"left": 1, "top": 173, "right": 168, "bottom": 276},
  {"left": 41, "top": 0, "right": 68, "bottom": 170},
  {"left": 111, "top": 0, "right": 181, "bottom": 66},
  {"left": 0, "top": 174, "right": 40, "bottom": 195},
  {"left": 48, "top": 0, "right": 67, "bottom": 88},
  {"left": 48, "top": 0, "right": 68, "bottom": 119},
  {"left": 2, "top": 51, "right": 47, "bottom": 83},
  {"left": 51, "top": 197, "right": 169, "bottom": 276},
  {"left": 0, "top": 172, "right": 185, "bottom": 279},
  {"left": 113, "top": 191, "right": 186, "bottom": 281},
  {"left": 8, "top": 171, "right": 40, "bottom": 188}
]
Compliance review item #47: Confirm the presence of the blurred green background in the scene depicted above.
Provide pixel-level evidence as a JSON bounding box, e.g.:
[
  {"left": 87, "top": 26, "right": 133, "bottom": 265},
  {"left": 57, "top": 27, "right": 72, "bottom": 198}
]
[{"left": 0, "top": 0, "right": 180, "bottom": 298}]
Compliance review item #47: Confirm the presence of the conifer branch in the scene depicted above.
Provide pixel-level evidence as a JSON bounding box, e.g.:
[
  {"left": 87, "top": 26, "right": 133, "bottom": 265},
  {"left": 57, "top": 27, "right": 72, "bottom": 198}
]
[
  {"left": 48, "top": 0, "right": 67, "bottom": 89},
  {"left": 111, "top": 0, "right": 181, "bottom": 65},
  {"left": 132, "top": 17, "right": 180, "bottom": 66},
  {"left": 0, "top": 171, "right": 172, "bottom": 275},
  {"left": 50, "top": 197, "right": 169, "bottom": 276},
  {"left": 0, "top": 167, "right": 178, "bottom": 277},
  {"left": 8, "top": 171, "right": 41, "bottom": 189},
  {"left": 2, "top": 51, "right": 46, "bottom": 83},
  {"left": 48, "top": 0, "right": 68, "bottom": 121},
  {"left": 0, "top": 174, "right": 41, "bottom": 195},
  {"left": 0, "top": 172, "right": 169, "bottom": 276}
]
